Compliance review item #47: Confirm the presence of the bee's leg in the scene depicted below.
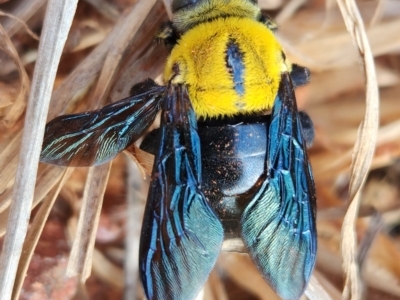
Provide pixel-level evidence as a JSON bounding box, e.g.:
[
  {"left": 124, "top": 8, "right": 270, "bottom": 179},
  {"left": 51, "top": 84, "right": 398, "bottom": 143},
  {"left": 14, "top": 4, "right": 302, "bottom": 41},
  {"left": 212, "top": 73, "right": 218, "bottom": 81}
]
[
  {"left": 139, "top": 127, "right": 160, "bottom": 154},
  {"left": 129, "top": 78, "right": 160, "bottom": 97},
  {"left": 259, "top": 14, "right": 278, "bottom": 32},
  {"left": 289, "top": 64, "right": 314, "bottom": 147},
  {"left": 155, "top": 21, "right": 180, "bottom": 51},
  {"left": 299, "top": 110, "right": 315, "bottom": 148},
  {"left": 290, "top": 64, "right": 311, "bottom": 87}
]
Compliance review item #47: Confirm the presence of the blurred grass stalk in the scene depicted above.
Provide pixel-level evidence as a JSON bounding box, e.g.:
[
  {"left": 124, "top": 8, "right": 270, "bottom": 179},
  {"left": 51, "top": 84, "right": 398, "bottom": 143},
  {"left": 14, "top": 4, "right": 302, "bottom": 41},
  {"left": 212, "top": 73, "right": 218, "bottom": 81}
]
[
  {"left": 335, "top": 0, "right": 379, "bottom": 299},
  {"left": 0, "top": 1, "right": 79, "bottom": 300}
]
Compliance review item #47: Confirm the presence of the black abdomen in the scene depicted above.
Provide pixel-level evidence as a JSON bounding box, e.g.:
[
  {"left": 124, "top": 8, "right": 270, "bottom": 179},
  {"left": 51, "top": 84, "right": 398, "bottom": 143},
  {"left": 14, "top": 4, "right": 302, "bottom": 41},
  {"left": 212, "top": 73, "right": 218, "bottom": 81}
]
[
  {"left": 198, "top": 118, "right": 267, "bottom": 238},
  {"left": 140, "top": 116, "right": 268, "bottom": 238}
]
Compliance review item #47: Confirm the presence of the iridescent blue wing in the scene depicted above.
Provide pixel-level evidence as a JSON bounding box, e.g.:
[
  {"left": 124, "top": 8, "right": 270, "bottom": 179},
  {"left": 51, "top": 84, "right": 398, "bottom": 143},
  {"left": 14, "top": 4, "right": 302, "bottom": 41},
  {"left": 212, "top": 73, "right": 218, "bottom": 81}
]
[
  {"left": 240, "top": 73, "right": 317, "bottom": 300},
  {"left": 40, "top": 79, "right": 164, "bottom": 166},
  {"left": 139, "top": 85, "right": 224, "bottom": 300}
]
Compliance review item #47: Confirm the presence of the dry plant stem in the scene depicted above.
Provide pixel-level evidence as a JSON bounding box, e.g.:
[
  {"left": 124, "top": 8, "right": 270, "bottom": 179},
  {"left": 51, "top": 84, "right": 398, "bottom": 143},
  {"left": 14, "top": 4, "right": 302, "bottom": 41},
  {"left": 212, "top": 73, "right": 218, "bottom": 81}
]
[
  {"left": 222, "top": 238, "right": 247, "bottom": 252},
  {"left": 369, "top": 0, "right": 384, "bottom": 27},
  {"left": 222, "top": 240, "right": 332, "bottom": 298},
  {"left": 2, "top": 0, "right": 47, "bottom": 38},
  {"left": 67, "top": 162, "right": 111, "bottom": 280},
  {"left": 194, "top": 288, "right": 205, "bottom": 300},
  {"left": 206, "top": 270, "right": 229, "bottom": 300},
  {"left": 0, "top": 22, "right": 30, "bottom": 127},
  {"left": 0, "top": 131, "right": 22, "bottom": 194},
  {"left": 0, "top": 11, "right": 40, "bottom": 40},
  {"left": 162, "top": 0, "right": 173, "bottom": 20},
  {"left": 0, "top": 133, "right": 46, "bottom": 199},
  {"left": 89, "top": 0, "right": 158, "bottom": 109},
  {"left": 307, "top": 271, "right": 342, "bottom": 300},
  {"left": 0, "top": 0, "right": 157, "bottom": 203},
  {"left": 46, "top": 0, "right": 157, "bottom": 120},
  {"left": 274, "top": 0, "right": 307, "bottom": 25},
  {"left": 335, "top": 0, "right": 380, "bottom": 299},
  {"left": 220, "top": 253, "right": 280, "bottom": 300},
  {"left": 125, "top": 159, "right": 146, "bottom": 300},
  {"left": 291, "top": 18, "right": 400, "bottom": 71},
  {"left": 0, "top": 165, "right": 68, "bottom": 235},
  {"left": 258, "top": 0, "right": 285, "bottom": 10},
  {"left": 305, "top": 273, "right": 335, "bottom": 300},
  {"left": 357, "top": 212, "right": 383, "bottom": 270},
  {"left": 83, "top": 0, "right": 119, "bottom": 21},
  {"left": 0, "top": 1, "right": 78, "bottom": 299},
  {"left": 124, "top": 145, "right": 150, "bottom": 178},
  {"left": 11, "top": 168, "right": 71, "bottom": 300},
  {"left": 67, "top": 0, "right": 157, "bottom": 282},
  {"left": 91, "top": 249, "right": 124, "bottom": 288}
]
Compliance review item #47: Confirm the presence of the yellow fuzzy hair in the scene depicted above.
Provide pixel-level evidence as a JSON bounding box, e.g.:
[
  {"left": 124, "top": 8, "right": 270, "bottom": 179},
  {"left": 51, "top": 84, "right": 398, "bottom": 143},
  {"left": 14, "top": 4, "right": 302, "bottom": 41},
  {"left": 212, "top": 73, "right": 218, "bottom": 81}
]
[{"left": 164, "top": 17, "right": 287, "bottom": 118}]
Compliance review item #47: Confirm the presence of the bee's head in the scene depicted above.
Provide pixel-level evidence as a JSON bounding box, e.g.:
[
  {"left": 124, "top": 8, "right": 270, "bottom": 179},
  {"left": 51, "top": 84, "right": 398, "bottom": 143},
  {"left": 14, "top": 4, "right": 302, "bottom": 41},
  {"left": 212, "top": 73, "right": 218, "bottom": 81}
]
[
  {"left": 171, "top": 0, "right": 198, "bottom": 13},
  {"left": 172, "top": 0, "right": 260, "bottom": 32},
  {"left": 172, "top": 0, "right": 258, "bottom": 13}
]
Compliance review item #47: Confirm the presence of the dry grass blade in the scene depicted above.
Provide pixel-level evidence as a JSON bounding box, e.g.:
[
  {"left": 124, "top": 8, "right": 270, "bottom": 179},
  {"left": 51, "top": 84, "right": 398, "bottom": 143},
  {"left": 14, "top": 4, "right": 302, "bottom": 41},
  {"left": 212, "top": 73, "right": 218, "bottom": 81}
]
[
  {"left": 49, "top": 0, "right": 157, "bottom": 119},
  {"left": 291, "top": 18, "right": 400, "bottom": 71},
  {"left": 125, "top": 158, "right": 147, "bottom": 300},
  {"left": 0, "top": 165, "right": 67, "bottom": 235},
  {"left": 83, "top": 0, "right": 119, "bottom": 21},
  {"left": 0, "top": 0, "right": 151, "bottom": 197},
  {"left": 11, "top": 168, "right": 72, "bottom": 300},
  {"left": 0, "top": 1, "right": 78, "bottom": 299},
  {"left": 335, "top": 0, "right": 380, "bottom": 299},
  {"left": 2, "top": 0, "right": 47, "bottom": 37},
  {"left": 195, "top": 288, "right": 205, "bottom": 300},
  {"left": 206, "top": 270, "right": 229, "bottom": 300},
  {"left": 275, "top": 0, "right": 307, "bottom": 25},
  {"left": 89, "top": 0, "right": 158, "bottom": 108},
  {"left": 92, "top": 248, "right": 124, "bottom": 288},
  {"left": 0, "top": 131, "right": 21, "bottom": 194},
  {"left": 219, "top": 253, "right": 280, "bottom": 300},
  {"left": 258, "top": 0, "right": 285, "bottom": 10},
  {"left": 222, "top": 238, "right": 246, "bottom": 252},
  {"left": 363, "top": 233, "right": 400, "bottom": 297},
  {"left": 357, "top": 212, "right": 383, "bottom": 271},
  {"left": 127, "top": 145, "right": 154, "bottom": 178},
  {"left": 306, "top": 271, "right": 342, "bottom": 300},
  {"left": 162, "top": 0, "right": 173, "bottom": 20},
  {"left": 0, "top": 22, "right": 30, "bottom": 127},
  {"left": 67, "top": 163, "right": 111, "bottom": 280},
  {"left": 369, "top": 0, "right": 385, "bottom": 27},
  {"left": 306, "top": 274, "right": 336, "bottom": 300},
  {"left": 67, "top": 0, "right": 157, "bottom": 282},
  {"left": 0, "top": 11, "right": 39, "bottom": 40},
  {"left": 221, "top": 239, "right": 332, "bottom": 299}
]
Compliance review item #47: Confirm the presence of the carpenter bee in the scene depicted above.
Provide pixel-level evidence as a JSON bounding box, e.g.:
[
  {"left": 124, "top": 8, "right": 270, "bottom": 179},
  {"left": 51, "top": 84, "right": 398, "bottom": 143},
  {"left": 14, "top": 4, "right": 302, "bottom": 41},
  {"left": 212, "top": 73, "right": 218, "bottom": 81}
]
[{"left": 40, "top": 0, "right": 317, "bottom": 299}]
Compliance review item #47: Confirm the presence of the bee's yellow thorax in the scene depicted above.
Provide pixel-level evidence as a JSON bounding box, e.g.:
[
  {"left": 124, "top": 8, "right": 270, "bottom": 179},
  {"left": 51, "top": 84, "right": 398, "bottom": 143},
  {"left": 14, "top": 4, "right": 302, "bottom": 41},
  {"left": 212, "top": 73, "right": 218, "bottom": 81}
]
[{"left": 164, "top": 17, "right": 286, "bottom": 118}]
